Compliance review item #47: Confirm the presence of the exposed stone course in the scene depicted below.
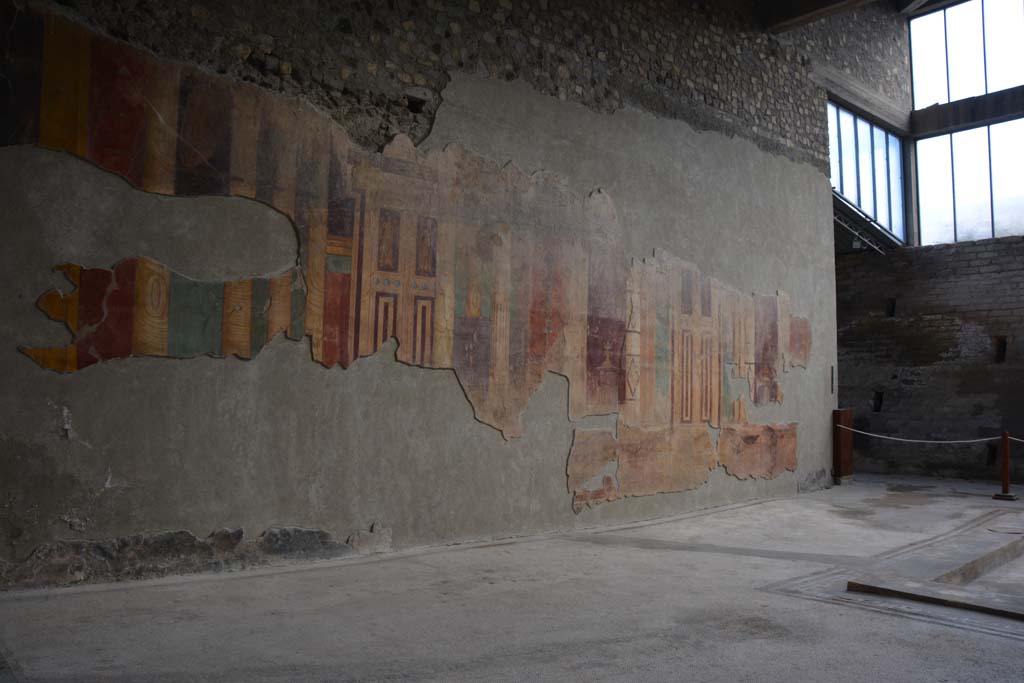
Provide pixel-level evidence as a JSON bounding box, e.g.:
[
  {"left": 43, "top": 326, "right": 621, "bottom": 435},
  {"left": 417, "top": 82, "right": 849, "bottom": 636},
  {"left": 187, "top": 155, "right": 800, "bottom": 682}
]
[
  {"left": 786, "top": 1, "right": 911, "bottom": 115},
  {"left": 0, "top": 525, "right": 362, "bottom": 590},
  {"left": 38, "top": 0, "right": 840, "bottom": 170}
]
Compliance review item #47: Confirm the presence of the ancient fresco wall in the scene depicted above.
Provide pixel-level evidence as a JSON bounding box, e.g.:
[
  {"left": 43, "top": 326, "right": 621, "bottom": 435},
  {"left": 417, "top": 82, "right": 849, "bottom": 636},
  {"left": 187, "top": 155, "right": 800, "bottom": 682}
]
[{"left": 5, "top": 10, "right": 811, "bottom": 511}]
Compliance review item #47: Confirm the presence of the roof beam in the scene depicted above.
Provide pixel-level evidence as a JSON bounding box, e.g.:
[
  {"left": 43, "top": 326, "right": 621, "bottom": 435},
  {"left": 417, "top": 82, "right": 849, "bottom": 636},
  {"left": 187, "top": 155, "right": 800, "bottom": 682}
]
[
  {"left": 759, "top": 0, "right": 875, "bottom": 33},
  {"left": 912, "top": 85, "right": 1024, "bottom": 138},
  {"left": 892, "top": 0, "right": 933, "bottom": 13},
  {"left": 892, "top": 0, "right": 970, "bottom": 17}
]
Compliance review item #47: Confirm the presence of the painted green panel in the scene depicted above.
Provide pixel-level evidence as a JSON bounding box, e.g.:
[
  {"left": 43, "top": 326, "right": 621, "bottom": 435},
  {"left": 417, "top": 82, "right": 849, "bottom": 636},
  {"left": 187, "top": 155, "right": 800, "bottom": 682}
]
[
  {"left": 479, "top": 251, "right": 492, "bottom": 320},
  {"left": 288, "top": 268, "right": 305, "bottom": 340},
  {"left": 168, "top": 274, "right": 223, "bottom": 357},
  {"left": 325, "top": 254, "right": 352, "bottom": 274},
  {"left": 655, "top": 291, "right": 670, "bottom": 395},
  {"left": 722, "top": 373, "right": 740, "bottom": 423},
  {"left": 250, "top": 278, "right": 269, "bottom": 356},
  {"left": 454, "top": 240, "right": 467, "bottom": 319}
]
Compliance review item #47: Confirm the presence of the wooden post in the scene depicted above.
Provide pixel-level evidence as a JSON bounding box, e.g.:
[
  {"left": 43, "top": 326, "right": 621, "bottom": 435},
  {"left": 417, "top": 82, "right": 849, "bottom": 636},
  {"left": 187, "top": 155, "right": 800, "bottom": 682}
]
[
  {"left": 993, "top": 431, "right": 1018, "bottom": 501},
  {"left": 833, "top": 409, "right": 854, "bottom": 485}
]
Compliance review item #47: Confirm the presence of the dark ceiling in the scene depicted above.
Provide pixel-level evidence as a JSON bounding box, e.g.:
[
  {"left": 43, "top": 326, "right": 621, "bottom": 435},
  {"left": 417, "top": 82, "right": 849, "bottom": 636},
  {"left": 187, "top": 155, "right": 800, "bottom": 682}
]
[{"left": 757, "top": 0, "right": 971, "bottom": 33}]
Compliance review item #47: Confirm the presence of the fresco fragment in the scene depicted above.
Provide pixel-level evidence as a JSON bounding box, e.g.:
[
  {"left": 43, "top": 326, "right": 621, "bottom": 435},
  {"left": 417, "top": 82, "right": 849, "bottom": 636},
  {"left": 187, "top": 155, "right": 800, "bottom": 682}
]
[{"left": 10, "top": 8, "right": 813, "bottom": 510}]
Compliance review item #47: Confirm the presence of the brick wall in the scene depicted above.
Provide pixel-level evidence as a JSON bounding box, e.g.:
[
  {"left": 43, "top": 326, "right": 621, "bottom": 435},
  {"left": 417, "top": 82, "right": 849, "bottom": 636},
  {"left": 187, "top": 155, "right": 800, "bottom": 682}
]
[{"left": 837, "top": 236, "right": 1024, "bottom": 480}]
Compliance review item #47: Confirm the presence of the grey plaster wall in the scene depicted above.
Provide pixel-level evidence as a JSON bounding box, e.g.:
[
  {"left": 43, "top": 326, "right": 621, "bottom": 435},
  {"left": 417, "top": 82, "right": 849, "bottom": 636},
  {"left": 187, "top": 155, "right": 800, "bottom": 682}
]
[
  {"left": 1, "top": 70, "right": 836, "bottom": 567},
  {"left": 426, "top": 74, "right": 839, "bottom": 514}
]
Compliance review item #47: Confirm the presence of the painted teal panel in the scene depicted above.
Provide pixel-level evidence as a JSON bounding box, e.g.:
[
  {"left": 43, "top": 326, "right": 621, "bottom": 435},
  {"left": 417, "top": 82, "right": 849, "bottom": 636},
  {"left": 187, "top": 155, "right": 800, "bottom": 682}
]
[
  {"left": 288, "top": 268, "right": 305, "bottom": 340},
  {"left": 655, "top": 293, "right": 670, "bottom": 395},
  {"left": 168, "top": 274, "right": 222, "bottom": 357},
  {"left": 250, "top": 278, "right": 269, "bottom": 356},
  {"left": 479, "top": 253, "right": 492, "bottom": 320},
  {"left": 325, "top": 254, "right": 352, "bottom": 274},
  {"left": 454, "top": 242, "right": 467, "bottom": 319}
]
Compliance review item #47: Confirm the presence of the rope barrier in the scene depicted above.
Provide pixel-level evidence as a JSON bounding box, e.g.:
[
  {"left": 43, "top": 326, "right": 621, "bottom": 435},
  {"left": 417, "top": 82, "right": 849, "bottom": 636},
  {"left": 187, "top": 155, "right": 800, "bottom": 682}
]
[
  {"left": 834, "top": 424, "right": 1003, "bottom": 444},
  {"left": 833, "top": 415, "right": 1020, "bottom": 499}
]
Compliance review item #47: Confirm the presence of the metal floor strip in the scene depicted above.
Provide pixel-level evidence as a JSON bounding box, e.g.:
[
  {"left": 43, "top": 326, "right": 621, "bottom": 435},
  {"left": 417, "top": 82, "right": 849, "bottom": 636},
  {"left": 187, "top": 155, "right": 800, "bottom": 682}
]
[{"left": 762, "top": 509, "right": 1024, "bottom": 642}]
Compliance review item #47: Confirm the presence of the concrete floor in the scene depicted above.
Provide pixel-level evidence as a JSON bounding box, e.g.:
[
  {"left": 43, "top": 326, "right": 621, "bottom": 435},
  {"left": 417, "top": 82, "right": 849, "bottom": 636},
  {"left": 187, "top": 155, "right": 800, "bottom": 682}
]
[{"left": 2, "top": 475, "right": 1023, "bottom": 682}]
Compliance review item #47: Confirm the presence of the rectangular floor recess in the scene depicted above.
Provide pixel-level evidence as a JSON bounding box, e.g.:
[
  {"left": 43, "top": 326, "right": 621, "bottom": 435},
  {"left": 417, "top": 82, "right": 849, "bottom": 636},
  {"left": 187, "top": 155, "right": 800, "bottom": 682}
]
[{"left": 763, "top": 509, "right": 1024, "bottom": 641}]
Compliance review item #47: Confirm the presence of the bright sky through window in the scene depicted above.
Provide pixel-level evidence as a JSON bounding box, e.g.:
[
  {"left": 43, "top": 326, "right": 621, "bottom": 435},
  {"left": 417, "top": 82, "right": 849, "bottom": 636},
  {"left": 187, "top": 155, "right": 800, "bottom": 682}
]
[
  {"left": 910, "top": 0, "right": 1024, "bottom": 110},
  {"left": 918, "top": 120, "right": 1024, "bottom": 245},
  {"left": 827, "top": 102, "right": 905, "bottom": 241},
  {"left": 911, "top": 1, "right": 1024, "bottom": 245}
]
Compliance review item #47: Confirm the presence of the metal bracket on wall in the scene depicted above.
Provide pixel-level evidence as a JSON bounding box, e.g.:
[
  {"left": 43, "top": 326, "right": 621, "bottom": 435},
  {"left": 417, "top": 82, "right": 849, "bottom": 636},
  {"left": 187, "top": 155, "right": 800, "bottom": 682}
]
[{"left": 834, "top": 211, "right": 886, "bottom": 255}]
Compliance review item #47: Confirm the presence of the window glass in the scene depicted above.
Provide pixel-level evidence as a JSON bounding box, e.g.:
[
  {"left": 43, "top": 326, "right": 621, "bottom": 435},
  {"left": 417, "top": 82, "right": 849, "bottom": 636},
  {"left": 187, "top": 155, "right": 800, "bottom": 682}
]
[
  {"left": 918, "top": 135, "right": 956, "bottom": 245},
  {"left": 839, "top": 109, "right": 858, "bottom": 205},
  {"left": 857, "top": 118, "right": 875, "bottom": 218},
  {"left": 946, "top": 0, "right": 987, "bottom": 101},
  {"left": 827, "top": 102, "right": 904, "bottom": 239},
  {"left": 828, "top": 103, "right": 840, "bottom": 190},
  {"left": 888, "top": 134, "right": 905, "bottom": 241},
  {"left": 991, "top": 118, "right": 1024, "bottom": 237},
  {"left": 911, "top": 10, "right": 949, "bottom": 109},
  {"left": 984, "top": 0, "right": 1024, "bottom": 93},
  {"left": 873, "top": 126, "right": 890, "bottom": 228},
  {"left": 951, "top": 127, "right": 992, "bottom": 241}
]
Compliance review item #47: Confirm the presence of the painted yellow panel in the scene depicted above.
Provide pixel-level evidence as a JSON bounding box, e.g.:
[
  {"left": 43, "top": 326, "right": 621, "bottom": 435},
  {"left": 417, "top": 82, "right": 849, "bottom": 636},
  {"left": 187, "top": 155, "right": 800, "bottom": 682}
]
[
  {"left": 39, "top": 16, "right": 90, "bottom": 156},
  {"left": 222, "top": 279, "right": 253, "bottom": 359},
  {"left": 132, "top": 258, "right": 170, "bottom": 357}
]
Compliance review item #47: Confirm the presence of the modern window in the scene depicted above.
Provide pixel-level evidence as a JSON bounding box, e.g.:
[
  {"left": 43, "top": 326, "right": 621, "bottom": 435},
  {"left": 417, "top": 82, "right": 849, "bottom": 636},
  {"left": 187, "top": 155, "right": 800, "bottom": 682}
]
[
  {"left": 910, "top": 0, "right": 1024, "bottom": 110},
  {"left": 827, "top": 102, "right": 905, "bottom": 241},
  {"left": 911, "top": 0, "right": 1024, "bottom": 245},
  {"left": 918, "top": 119, "right": 1024, "bottom": 244}
]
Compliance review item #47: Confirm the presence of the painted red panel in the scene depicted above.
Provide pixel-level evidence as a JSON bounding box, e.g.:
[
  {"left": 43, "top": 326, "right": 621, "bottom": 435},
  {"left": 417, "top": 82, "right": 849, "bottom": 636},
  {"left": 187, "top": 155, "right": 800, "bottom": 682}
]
[
  {"left": 76, "top": 258, "right": 136, "bottom": 368},
  {"left": 527, "top": 239, "right": 550, "bottom": 363},
  {"left": 88, "top": 35, "right": 149, "bottom": 185},
  {"left": 586, "top": 244, "right": 625, "bottom": 411},
  {"left": 175, "top": 72, "right": 232, "bottom": 196},
  {"left": 76, "top": 266, "right": 114, "bottom": 330},
  {"left": 322, "top": 272, "right": 351, "bottom": 368},
  {"left": 754, "top": 295, "right": 779, "bottom": 404}
]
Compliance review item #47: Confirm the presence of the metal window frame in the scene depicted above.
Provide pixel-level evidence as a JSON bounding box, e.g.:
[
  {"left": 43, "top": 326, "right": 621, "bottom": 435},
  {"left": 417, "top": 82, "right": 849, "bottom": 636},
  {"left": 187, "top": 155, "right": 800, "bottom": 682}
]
[
  {"left": 876, "top": 124, "right": 892, "bottom": 228},
  {"left": 980, "top": 0, "right": 996, "bottom": 238},
  {"left": 941, "top": 8, "right": 960, "bottom": 242},
  {"left": 828, "top": 100, "right": 905, "bottom": 241},
  {"left": 853, "top": 111, "right": 862, "bottom": 212},
  {"left": 856, "top": 117, "right": 876, "bottom": 222},
  {"left": 830, "top": 103, "right": 843, "bottom": 195},
  {"left": 909, "top": 0, "right": 1024, "bottom": 244},
  {"left": 872, "top": 121, "right": 880, "bottom": 220},
  {"left": 838, "top": 106, "right": 861, "bottom": 207}
]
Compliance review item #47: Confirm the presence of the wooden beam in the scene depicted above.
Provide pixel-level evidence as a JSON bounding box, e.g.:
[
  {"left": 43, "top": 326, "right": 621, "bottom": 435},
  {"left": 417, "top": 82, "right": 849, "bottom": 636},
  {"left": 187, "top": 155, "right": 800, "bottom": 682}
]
[
  {"left": 759, "top": 0, "right": 875, "bottom": 33},
  {"left": 912, "top": 85, "right": 1024, "bottom": 138},
  {"left": 813, "top": 64, "right": 912, "bottom": 134},
  {"left": 892, "top": 0, "right": 967, "bottom": 17},
  {"left": 892, "top": 0, "right": 933, "bottom": 14}
]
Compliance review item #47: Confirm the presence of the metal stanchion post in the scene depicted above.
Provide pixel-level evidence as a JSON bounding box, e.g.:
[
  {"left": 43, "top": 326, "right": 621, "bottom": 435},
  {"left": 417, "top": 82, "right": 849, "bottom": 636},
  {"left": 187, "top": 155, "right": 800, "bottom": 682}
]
[{"left": 993, "top": 431, "right": 1018, "bottom": 501}]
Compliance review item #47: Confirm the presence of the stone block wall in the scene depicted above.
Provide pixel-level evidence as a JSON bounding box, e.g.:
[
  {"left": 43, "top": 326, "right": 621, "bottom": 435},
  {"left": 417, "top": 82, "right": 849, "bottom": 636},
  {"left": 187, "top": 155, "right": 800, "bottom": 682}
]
[{"left": 837, "top": 237, "right": 1024, "bottom": 480}]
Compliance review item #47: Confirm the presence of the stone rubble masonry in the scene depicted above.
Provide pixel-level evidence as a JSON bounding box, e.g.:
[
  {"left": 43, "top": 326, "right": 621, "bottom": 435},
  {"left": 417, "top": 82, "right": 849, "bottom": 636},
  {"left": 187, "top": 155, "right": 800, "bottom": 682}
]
[
  {"left": 836, "top": 236, "right": 1024, "bottom": 481},
  {"left": 785, "top": 1, "right": 912, "bottom": 117},
  {"left": 34, "top": 0, "right": 906, "bottom": 174},
  {"left": 0, "top": 525, "right": 367, "bottom": 590}
]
